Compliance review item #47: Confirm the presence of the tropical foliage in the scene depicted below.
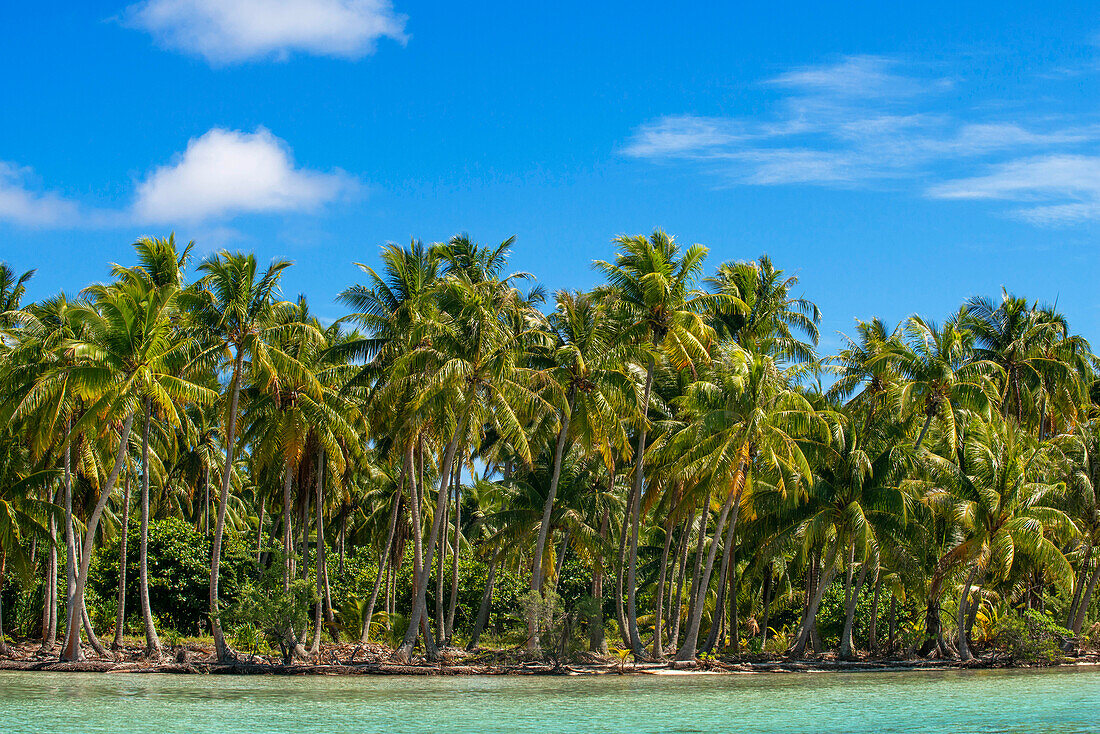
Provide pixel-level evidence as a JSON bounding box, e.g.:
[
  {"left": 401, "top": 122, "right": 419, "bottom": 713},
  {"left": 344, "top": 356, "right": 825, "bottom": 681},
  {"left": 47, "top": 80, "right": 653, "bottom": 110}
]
[{"left": 1, "top": 232, "right": 1099, "bottom": 665}]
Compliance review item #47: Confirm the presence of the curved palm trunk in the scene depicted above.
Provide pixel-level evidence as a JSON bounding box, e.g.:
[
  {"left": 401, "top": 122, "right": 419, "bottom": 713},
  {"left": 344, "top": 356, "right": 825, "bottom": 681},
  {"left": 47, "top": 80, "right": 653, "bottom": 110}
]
[
  {"left": 681, "top": 493, "right": 710, "bottom": 651},
  {"left": 62, "top": 412, "right": 134, "bottom": 662},
  {"left": 527, "top": 390, "right": 574, "bottom": 654},
  {"left": 282, "top": 467, "right": 294, "bottom": 592},
  {"left": 61, "top": 420, "right": 78, "bottom": 658},
  {"left": 918, "top": 544, "right": 971, "bottom": 658},
  {"left": 41, "top": 485, "right": 59, "bottom": 649},
  {"left": 138, "top": 400, "right": 161, "bottom": 658},
  {"left": 760, "top": 567, "right": 773, "bottom": 647},
  {"left": 956, "top": 565, "right": 978, "bottom": 661},
  {"left": 210, "top": 349, "right": 244, "bottom": 663},
  {"left": 468, "top": 550, "right": 499, "bottom": 651},
  {"left": 310, "top": 453, "right": 328, "bottom": 656},
  {"left": 625, "top": 358, "right": 655, "bottom": 659},
  {"left": 702, "top": 508, "right": 741, "bottom": 654},
  {"left": 839, "top": 554, "right": 869, "bottom": 659},
  {"left": 1072, "top": 555, "right": 1100, "bottom": 635},
  {"left": 676, "top": 464, "right": 745, "bottom": 661},
  {"left": 651, "top": 517, "right": 676, "bottom": 658},
  {"left": 669, "top": 510, "right": 694, "bottom": 649},
  {"left": 444, "top": 478, "right": 461, "bottom": 646},
  {"left": 362, "top": 485, "right": 402, "bottom": 644},
  {"left": 0, "top": 551, "right": 7, "bottom": 656},
  {"left": 112, "top": 474, "right": 132, "bottom": 649},
  {"left": 1066, "top": 549, "right": 1090, "bottom": 630},
  {"left": 434, "top": 483, "right": 449, "bottom": 644},
  {"left": 867, "top": 566, "right": 881, "bottom": 653},
  {"left": 789, "top": 537, "right": 841, "bottom": 659}
]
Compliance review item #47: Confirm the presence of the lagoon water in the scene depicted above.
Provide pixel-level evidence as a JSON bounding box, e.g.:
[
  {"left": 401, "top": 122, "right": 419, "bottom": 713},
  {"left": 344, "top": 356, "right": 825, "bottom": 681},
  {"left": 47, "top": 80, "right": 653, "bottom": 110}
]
[{"left": 2, "top": 667, "right": 1099, "bottom": 733}]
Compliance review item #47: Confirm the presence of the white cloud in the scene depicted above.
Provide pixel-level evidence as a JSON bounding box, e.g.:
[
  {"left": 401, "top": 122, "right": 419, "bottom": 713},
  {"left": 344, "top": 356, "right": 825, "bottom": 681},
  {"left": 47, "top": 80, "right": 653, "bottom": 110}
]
[
  {"left": 0, "top": 128, "right": 356, "bottom": 229},
  {"left": 132, "top": 127, "right": 356, "bottom": 223},
  {"left": 123, "top": 0, "right": 407, "bottom": 64},
  {"left": 0, "top": 163, "right": 82, "bottom": 227},
  {"left": 624, "top": 55, "right": 1100, "bottom": 223}
]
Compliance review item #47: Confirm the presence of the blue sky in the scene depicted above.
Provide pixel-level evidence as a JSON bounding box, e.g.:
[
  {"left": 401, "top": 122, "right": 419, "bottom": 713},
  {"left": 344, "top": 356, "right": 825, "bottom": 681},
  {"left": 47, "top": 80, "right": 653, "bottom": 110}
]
[{"left": 3, "top": 1, "right": 1100, "bottom": 352}]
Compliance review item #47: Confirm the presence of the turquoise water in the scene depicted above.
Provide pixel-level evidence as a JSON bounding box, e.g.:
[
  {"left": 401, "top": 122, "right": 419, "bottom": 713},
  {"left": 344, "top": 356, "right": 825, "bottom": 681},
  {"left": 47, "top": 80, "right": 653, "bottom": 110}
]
[{"left": 2, "top": 667, "right": 1098, "bottom": 733}]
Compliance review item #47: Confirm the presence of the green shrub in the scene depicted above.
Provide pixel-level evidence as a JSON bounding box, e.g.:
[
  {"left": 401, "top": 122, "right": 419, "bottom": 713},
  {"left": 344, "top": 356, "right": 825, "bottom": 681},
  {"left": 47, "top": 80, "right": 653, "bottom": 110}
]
[
  {"left": 992, "top": 609, "right": 1071, "bottom": 664},
  {"left": 89, "top": 517, "right": 254, "bottom": 635}
]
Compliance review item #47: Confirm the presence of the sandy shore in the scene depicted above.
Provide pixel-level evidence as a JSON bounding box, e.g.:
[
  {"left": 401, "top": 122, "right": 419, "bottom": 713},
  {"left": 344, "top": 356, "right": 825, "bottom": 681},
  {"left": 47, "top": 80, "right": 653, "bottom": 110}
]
[{"left": 2, "top": 640, "right": 1097, "bottom": 676}]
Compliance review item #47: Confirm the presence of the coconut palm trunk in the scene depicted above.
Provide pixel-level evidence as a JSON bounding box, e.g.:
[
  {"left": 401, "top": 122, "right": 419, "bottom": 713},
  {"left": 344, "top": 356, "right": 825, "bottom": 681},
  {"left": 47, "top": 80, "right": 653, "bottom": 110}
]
[
  {"left": 362, "top": 484, "right": 401, "bottom": 644},
  {"left": 956, "top": 565, "right": 979, "bottom": 661},
  {"left": 468, "top": 550, "right": 499, "bottom": 651},
  {"left": 138, "top": 399, "right": 161, "bottom": 658},
  {"left": 676, "top": 468, "right": 744, "bottom": 661},
  {"left": 681, "top": 492, "right": 710, "bottom": 651},
  {"left": 669, "top": 510, "right": 694, "bottom": 648},
  {"left": 41, "top": 484, "right": 59, "bottom": 649},
  {"left": 1072, "top": 556, "right": 1100, "bottom": 635},
  {"left": 704, "top": 511, "right": 742, "bottom": 654},
  {"left": 1067, "top": 549, "right": 1090, "bottom": 629},
  {"left": 0, "top": 551, "right": 7, "bottom": 655},
  {"left": 282, "top": 467, "right": 294, "bottom": 592},
  {"left": 112, "top": 473, "right": 131, "bottom": 649},
  {"left": 789, "top": 537, "right": 841, "bottom": 659},
  {"left": 210, "top": 349, "right": 244, "bottom": 663},
  {"left": 396, "top": 407, "right": 469, "bottom": 663},
  {"left": 651, "top": 516, "right": 675, "bottom": 658},
  {"left": 868, "top": 568, "right": 881, "bottom": 653},
  {"left": 444, "top": 478, "right": 461, "bottom": 646},
  {"left": 624, "top": 357, "right": 655, "bottom": 659},
  {"left": 839, "top": 554, "right": 870, "bottom": 659},
  {"left": 62, "top": 412, "right": 134, "bottom": 662},
  {"left": 527, "top": 390, "right": 574, "bottom": 653},
  {"left": 310, "top": 453, "right": 327, "bottom": 656}
]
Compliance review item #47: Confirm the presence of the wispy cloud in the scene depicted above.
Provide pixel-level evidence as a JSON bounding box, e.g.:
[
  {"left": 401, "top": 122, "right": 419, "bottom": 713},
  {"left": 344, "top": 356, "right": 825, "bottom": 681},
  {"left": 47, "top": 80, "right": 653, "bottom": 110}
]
[
  {"left": 122, "top": 0, "right": 407, "bottom": 65},
  {"left": 624, "top": 55, "right": 1100, "bottom": 224},
  {"left": 929, "top": 154, "right": 1100, "bottom": 224},
  {"left": 0, "top": 128, "right": 357, "bottom": 229}
]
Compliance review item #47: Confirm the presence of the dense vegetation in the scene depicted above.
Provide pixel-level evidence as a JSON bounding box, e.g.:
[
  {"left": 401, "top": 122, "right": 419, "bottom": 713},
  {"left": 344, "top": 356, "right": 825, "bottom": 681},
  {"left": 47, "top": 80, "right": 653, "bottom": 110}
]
[{"left": 1, "top": 230, "right": 1098, "bottom": 666}]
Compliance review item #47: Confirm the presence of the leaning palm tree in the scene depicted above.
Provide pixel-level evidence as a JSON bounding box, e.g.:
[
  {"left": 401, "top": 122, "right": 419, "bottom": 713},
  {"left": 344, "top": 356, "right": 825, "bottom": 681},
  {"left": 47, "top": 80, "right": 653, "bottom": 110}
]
[
  {"left": 593, "top": 229, "right": 727, "bottom": 658},
  {"left": 184, "top": 251, "right": 318, "bottom": 661}
]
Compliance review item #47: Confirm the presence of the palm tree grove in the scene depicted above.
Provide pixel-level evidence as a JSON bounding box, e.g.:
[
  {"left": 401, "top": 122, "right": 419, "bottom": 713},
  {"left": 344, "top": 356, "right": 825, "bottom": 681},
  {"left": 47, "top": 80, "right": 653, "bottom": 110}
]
[{"left": 3, "top": 230, "right": 1100, "bottom": 672}]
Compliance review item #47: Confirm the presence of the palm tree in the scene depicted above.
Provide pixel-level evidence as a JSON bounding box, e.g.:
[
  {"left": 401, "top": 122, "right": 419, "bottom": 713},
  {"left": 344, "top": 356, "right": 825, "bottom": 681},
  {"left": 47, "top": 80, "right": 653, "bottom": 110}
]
[
  {"left": 50, "top": 272, "right": 211, "bottom": 660},
  {"left": 593, "top": 229, "right": 724, "bottom": 658},
  {"left": 185, "top": 251, "right": 317, "bottom": 661},
  {"left": 963, "top": 292, "right": 1089, "bottom": 430},
  {"left": 916, "top": 416, "right": 1074, "bottom": 659},
  {"left": 107, "top": 235, "right": 203, "bottom": 658},
  {"left": 525, "top": 290, "right": 634, "bottom": 652},
  {"left": 888, "top": 316, "right": 1000, "bottom": 453},
  {"left": 787, "top": 415, "right": 913, "bottom": 659},
  {"left": 391, "top": 235, "right": 551, "bottom": 661},
  {"left": 670, "top": 346, "right": 821, "bottom": 660},
  {"left": 705, "top": 255, "right": 819, "bottom": 364}
]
